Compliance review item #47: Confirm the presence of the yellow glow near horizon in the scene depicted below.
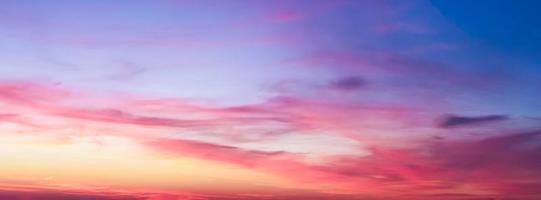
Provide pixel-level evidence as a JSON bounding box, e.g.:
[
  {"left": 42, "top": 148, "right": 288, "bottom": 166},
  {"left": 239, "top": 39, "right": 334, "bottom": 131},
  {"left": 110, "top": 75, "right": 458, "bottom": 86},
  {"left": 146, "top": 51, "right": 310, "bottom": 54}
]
[{"left": 0, "top": 133, "right": 297, "bottom": 193}]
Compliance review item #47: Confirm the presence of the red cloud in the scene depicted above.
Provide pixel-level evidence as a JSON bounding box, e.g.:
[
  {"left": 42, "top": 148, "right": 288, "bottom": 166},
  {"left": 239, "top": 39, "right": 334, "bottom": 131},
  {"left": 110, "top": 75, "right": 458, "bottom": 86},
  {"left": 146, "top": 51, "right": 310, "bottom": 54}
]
[{"left": 1, "top": 81, "right": 540, "bottom": 199}]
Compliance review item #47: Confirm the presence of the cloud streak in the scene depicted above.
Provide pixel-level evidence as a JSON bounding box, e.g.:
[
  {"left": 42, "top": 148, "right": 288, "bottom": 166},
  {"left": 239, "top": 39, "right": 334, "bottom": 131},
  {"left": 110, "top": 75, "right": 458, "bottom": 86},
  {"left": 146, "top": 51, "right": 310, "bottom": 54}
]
[
  {"left": 0, "top": 0, "right": 540, "bottom": 199},
  {"left": 437, "top": 114, "right": 509, "bottom": 128}
]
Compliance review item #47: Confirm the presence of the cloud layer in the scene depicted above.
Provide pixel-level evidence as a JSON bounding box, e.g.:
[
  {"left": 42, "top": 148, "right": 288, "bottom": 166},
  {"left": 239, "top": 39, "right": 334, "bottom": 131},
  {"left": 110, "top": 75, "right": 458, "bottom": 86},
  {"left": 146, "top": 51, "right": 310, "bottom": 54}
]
[{"left": 0, "top": 0, "right": 540, "bottom": 199}]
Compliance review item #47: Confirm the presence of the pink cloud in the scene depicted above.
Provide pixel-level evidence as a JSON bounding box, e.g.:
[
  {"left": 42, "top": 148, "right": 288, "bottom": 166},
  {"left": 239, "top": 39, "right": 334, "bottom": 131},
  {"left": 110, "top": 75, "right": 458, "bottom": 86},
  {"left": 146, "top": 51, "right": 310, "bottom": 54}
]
[
  {"left": 0, "top": 81, "right": 427, "bottom": 143},
  {"left": 2, "top": 81, "right": 539, "bottom": 199},
  {"left": 143, "top": 130, "right": 541, "bottom": 199},
  {"left": 143, "top": 137, "right": 383, "bottom": 195}
]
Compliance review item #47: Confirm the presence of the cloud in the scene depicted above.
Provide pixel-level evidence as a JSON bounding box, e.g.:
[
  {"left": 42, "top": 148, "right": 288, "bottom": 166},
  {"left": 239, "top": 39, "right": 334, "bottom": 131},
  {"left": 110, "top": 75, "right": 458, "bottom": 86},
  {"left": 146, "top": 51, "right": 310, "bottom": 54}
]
[
  {"left": 434, "top": 130, "right": 541, "bottom": 171},
  {"left": 0, "top": 113, "right": 46, "bottom": 128},
  {"left": 437, "top": 114, "right": 509, "bottom": 128},
  {"left": 335, "top": 130, "right": 541, "bottom": 198},
  {"left": 144, "top": 137, "right": 387, "bottom": 193},
  {"left": 145, "top": 137, "right": 291, "bottom": 166},
  {"left": 107, "top": 61, "right": 147, "bottom": 80},
  {"left": 3, "top": 81, "right": 540, "bottom": 198},
  {"left": 426, "top": 130, "right": 541, "bottom": 197},
  {"left": 328, "top": 76, "right": 366, "bottom": 91},
  {"left": 0, "top": 189, "right": 145, "bottom": 200},
  {"left": 51, "top": 108, "right": 221, "bottom": 129},
  {"left": 0, "top": 81, "right": 73, "bottom": 107},
  {"left": 0, "top": 187, "right": 377, "bottom": 200},
  {"left": 0, "top": 81, "right": 424, "bottom": 144},
  {"left": 143, "top": 130, "right": 541, "bottom": 199},
  {"left": 0, "top": 0, "right": 539, "bottom": 199}
]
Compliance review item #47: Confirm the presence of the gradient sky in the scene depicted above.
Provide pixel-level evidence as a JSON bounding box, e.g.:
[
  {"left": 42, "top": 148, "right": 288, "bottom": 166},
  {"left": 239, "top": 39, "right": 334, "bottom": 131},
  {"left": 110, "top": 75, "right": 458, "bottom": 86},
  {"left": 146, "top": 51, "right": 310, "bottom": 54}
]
[{"left": 0, "top": 0, "right": 540, "bottom": 199}]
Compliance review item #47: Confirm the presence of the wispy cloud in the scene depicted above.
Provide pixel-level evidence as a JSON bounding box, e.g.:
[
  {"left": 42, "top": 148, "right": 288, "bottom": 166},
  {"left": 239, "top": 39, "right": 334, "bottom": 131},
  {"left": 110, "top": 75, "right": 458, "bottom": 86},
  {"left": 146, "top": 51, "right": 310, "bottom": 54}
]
[
  {"left": 0, "top": 0, "right": 539, "bottom": 199},
  {"left": 327, "top": 76, "right": 366, "bottom": 91},
  {"left": 437, "top": 114, "right": 509, "bottom": 128}
]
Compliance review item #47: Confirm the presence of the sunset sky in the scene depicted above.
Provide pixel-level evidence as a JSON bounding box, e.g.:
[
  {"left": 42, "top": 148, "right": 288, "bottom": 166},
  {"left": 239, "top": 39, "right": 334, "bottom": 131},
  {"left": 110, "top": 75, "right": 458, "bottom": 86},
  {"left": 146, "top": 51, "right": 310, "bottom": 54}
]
[{"left": 0, "top": 0, "right": 541, "bottom": 199}]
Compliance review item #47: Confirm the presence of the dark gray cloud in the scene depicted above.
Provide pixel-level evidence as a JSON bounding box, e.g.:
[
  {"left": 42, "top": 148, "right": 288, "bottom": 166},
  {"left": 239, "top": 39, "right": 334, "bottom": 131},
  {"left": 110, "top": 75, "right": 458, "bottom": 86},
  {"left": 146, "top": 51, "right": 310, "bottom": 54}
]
[
  {"left": 328, "top": 76, "right": 366, "bottom": 91},
  {"left": 438, "top": 114, "right": 509, "bottom": 128}
]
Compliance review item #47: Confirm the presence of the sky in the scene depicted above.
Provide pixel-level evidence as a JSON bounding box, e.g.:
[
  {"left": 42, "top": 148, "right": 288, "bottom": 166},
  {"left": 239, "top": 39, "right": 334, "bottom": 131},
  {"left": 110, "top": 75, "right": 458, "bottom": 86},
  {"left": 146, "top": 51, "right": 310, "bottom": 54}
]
[{"left": 0, "top": 0, "right": 540, "bottom": 199}]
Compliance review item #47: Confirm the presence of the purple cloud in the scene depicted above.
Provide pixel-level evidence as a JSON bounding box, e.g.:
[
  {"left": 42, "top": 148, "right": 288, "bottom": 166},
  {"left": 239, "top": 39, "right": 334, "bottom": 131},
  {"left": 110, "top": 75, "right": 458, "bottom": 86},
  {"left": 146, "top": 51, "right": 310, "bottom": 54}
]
[
  {"left": 438, "top": 114, "right": 509, "bottom": 128},
  {"left": 328, "top": 76, "right": 366, "bottom": 91}
]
